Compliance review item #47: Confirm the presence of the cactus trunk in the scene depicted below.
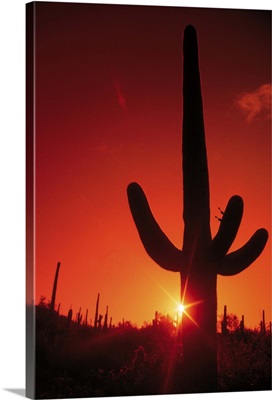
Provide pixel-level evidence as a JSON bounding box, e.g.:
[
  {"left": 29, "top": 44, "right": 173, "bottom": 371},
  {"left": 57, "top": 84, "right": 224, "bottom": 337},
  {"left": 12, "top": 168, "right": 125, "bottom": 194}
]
[
  {"left": 182, "top": 26, "right": 211, "bottom": 250},
  {"left": 181, "top": 269, "right": 217, "bottom": 392},
  {"left": 180, "top": 27, "right": 217, "bottom": 391}
]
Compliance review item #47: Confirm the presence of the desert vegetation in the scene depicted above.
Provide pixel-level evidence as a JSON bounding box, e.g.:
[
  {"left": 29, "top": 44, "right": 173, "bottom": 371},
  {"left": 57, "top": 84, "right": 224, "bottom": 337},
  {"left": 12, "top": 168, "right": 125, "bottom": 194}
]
[{"left": 34, "top": 299, "right": 271, "bottom": 398}]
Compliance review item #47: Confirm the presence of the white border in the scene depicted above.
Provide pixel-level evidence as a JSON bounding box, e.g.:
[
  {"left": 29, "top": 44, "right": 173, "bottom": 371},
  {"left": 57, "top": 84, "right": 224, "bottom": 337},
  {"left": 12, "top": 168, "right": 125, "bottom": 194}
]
[{"left": 0, "top": 1, "right": 270, "bottom": 399}]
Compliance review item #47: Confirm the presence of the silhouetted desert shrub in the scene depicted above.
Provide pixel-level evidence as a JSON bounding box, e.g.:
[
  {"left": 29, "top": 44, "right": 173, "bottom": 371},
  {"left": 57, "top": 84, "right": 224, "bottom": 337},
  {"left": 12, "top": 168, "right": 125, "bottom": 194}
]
[
  {"left": 34, "top": 305, "right": 271, "bottom": 398},
  {"left": 217, "top": 330, "right": 271, "bottom": 391}
]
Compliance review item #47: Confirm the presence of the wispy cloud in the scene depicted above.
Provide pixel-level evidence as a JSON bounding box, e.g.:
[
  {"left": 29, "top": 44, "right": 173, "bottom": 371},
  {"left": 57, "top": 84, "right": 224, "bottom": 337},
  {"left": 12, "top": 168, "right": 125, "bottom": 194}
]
[
  {"left": 235, "top": 84, "right": 271, "bottom": 123},
  {"left": 114, "top": 81, "right": 126, "bottom": 111},
  {"left": 94, "top": 143, "right": 124, "bottom": 159},
  {"left": 95, "top": 144, "right": 115, "bottom": 155}
]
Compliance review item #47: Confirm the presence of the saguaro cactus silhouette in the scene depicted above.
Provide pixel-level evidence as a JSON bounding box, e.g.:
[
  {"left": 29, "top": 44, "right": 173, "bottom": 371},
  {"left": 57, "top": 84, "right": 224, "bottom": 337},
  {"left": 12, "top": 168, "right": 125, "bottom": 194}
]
[
  {"left": 50, "top": 261, "right": 61, "bottom": 312},
  {"left": 127, "top": 25, "right": 268, "bottom": 393}
]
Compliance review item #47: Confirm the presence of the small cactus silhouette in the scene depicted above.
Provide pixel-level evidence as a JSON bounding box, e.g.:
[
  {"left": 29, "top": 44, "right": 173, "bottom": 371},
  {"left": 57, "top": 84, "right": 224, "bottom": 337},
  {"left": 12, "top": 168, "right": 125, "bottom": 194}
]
[
  {"left": 103, "top": 305, "right": 109, "bottom": 329},
  {"left": 127, "top": 25, "right": 268, "bottom": 392},
  {"left": 50, "top": 261, "right": 61, "bottom": 312},
  {"left": 94, "top": 293, "right": 100, "bottom": 328},
  {"left": 221, "top": 305, "right": 228, "bottom": 336},
  {"left": 240, "top": 314, "right": 245, "bottom": 336},
  {"left": 77, "top": 307, "right": 83, "bottom": 325},
  {"left": 260, "top": 309, "right": 266, "bottom": 334},
  {"left": 67, "top": 307, "right": 73, "bottom": 329}
]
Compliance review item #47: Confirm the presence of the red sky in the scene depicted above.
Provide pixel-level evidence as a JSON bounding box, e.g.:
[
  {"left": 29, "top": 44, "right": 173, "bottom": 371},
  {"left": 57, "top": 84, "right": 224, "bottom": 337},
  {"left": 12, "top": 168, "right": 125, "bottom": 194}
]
[{"left": 29, "top": 3, "right": 271, "bottom": 328}]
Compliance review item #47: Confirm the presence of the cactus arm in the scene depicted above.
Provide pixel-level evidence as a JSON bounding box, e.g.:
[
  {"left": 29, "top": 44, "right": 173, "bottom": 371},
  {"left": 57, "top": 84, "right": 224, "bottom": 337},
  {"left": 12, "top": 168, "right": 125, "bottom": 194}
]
[
  {"left": 217, "top": 228, "right": 268, "bottom": 276},
  {"left": 211, "top": 195, "right": 243, "bottom": 259},
  {"left": 127, "top": 182, "right": 183, "bottom": 272}
]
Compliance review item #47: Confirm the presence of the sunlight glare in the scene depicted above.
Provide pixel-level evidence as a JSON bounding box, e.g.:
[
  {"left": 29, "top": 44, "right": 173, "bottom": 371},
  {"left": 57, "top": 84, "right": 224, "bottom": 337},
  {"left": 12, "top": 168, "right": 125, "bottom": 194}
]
[{"left": 178, "top": 303, "right": 185, "bottom": 315}]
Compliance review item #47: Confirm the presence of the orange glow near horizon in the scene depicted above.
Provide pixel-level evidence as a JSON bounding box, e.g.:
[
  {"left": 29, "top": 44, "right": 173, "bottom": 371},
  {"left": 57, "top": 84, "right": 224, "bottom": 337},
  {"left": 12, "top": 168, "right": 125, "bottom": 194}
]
[{"left": 30, "top": 4, "right": 271, "bottom": 330}]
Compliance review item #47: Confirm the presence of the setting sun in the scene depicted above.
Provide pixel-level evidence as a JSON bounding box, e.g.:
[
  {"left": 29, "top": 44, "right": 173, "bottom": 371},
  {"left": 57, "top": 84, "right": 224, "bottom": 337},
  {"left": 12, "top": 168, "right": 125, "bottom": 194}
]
[{"left": 178, "top": 303, "right": 185, "bottom": 315}]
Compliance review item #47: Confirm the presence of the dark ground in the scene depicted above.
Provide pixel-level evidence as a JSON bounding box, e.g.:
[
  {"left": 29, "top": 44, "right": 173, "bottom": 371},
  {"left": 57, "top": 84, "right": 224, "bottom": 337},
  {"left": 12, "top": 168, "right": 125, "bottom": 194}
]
[{"left": 33, "top": 305, "right": 271, "bottom": 398}]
